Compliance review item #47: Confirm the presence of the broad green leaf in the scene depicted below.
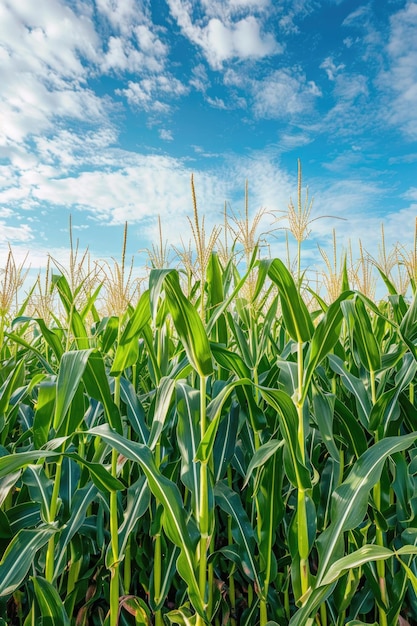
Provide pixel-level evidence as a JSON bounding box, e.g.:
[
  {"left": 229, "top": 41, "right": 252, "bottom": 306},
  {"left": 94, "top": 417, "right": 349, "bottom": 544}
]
[
  {"left": 118, "top": 476, "right": 150, "bottom": 557},
  {"left": 302, "top": 292, "right": 353, "bottom": 403},
  {"left": 176, "top": 383, "right": 201, "bottom": 508},
  {"left": 110, "top": 290, "right": 151, "bottom": 375},
  {"left": 0, "top": 450, "right": 58, "bottom": 478},
  {"left": 328, "top": 354, "right": 371, "bottom": 427},
  {"left": 258, "top": 386, "right": 311, "bottom": 490},
  {"left": 53, "top": 484, "right": 98, "bottom": 579},
  {"left": 33, "top": 381, "right": 56, "bottom": 448},
  {"left": 83, "top": 350, "right": 122, "bottom": 433},
  {"left": 0, "top": 359, "right": 25, "bottom": 416},
  {"left": 196, "top": 378, "right": 250, "bottom": 464},
  {"left": 32, "top": 576, "right": 70, "bottom": 625},
  {"left": 12, "top": 316, "right": 64, "bottom": 361},
  {"left": 53, "top": 349, "right": 94, "bottom": 432},
  {"left": 22, "top": 466, "right": 53, "bottom": 523},
  {"left": 87, "top": 424, "right": 204, "bottom": 617},
  {"left": 148, "top": 376, "right": 177, "bottom": 450},
  {"left": 211, "top": 343, "right": 251, "bottom": 379},
  {"left": 291, "top": 543, "right": 417, "bottom": 626},
  {"left": 163, "top": 271, "right": 213, "bottom": 377},
  {"left": 265, "top": 258, "right": 314, "bottom": 343},
  {"left": 214, "top": 481, "right": 261, "bottom": 589},
  {"left": 0, "top": 526, "right": 57, "bottom": 597},
  {"left": 312, "top": 390, "right": 339, "bottom": 461},
  {"left": 316, "top": 432, "right": 417, "bottom": 585},
  {"left": 52, "top": 274, "right": 89, "bottom": 349},
  {"left": 7, "top": 503, "right": 41, "bottom": 533},
  {"left": 342, "top": 298, "right": 381, "bottom": 373},
  {"left": 66, "top": 453, "right": 124, "bottom": 492},
  {"left": 213, "top": 403, "right": 239, "bottom": 483},
  {"left": 120, "top": 377, "right": 149, "bottom": 443},
  {"left": 243, "top": 439, "right": 284, "bottom": 488}
]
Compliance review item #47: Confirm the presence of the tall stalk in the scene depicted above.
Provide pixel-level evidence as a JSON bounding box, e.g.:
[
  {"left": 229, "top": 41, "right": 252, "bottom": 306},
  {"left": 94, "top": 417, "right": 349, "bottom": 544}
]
[
  {"left": 197, "top": 375, "right": 209, "bottom": 624},
  {"left": 296, "top": 340, "right": 310, "bottom": 599}
]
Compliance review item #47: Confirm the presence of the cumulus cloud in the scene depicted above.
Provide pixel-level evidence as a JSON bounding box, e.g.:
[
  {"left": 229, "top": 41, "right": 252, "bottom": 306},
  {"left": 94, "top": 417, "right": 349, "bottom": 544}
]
[{"left": 166, "top": 0, "right": 281, "bottom": 68}]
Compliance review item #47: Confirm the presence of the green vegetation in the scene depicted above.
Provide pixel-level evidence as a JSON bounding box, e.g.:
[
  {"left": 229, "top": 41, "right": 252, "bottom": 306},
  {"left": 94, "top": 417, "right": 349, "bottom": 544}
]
[{"left": 1, "top": 171, "right": 417, "bottom": 625}]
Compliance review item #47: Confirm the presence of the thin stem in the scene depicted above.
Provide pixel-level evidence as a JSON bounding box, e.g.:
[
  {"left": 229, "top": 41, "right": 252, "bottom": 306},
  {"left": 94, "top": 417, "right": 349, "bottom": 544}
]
[
  {"left": 227, "top": 465, "right": 237, "bottom": 626},
  {"left": 109, "top": 449, "right": 120, "bottom": 626},
  {"left": 45, "top": 455, "right": 64, "bottom": 581},
  {"left": 297, "top": 340, "right": 310, "bottom": 599},
  {"left": 198, "top": 375, "right": 209, "bottom": 616},
  {"left": 110, "top": 372, "right": 121, "bottom": 626}
]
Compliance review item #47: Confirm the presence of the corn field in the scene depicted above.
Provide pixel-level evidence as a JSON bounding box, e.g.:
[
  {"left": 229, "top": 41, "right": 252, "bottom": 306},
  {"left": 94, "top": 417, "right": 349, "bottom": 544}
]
[{"left": 1, "top": 174, "right": 417, "bottom": 626}]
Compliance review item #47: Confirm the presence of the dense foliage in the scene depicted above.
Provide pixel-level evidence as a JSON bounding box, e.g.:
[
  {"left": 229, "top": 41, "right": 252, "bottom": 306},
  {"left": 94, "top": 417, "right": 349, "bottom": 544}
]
[{"left": 1, "top": 186, "right": 417, "bottom": 625}]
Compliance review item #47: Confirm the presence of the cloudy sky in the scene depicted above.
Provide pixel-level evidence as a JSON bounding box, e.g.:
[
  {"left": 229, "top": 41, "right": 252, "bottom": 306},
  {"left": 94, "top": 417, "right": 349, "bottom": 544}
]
[{"left": 1, "top": 0, "right": 417, "bottom": 277}]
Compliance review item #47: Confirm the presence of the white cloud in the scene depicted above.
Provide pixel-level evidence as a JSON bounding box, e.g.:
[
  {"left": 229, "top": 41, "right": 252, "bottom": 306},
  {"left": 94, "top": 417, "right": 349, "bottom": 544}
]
[
  {"left": 252, "top": 69, "right": 321, "bottom": 119},
  {"left": 320, "top": 57, "right": 345, "bottom": 81},
  {"left": 0, "top": 221, "right": 34, "bottom": 243},
  {"left": 380, "top": 1, "right": 417, "bottom": 138},
  {"left": 166, "top": 0, "right": 281, "bottom": 68},
  {"left": 159, "top": 129, "right": 174, "bottom": 141},
  {"left": 117, "top": 75, "right": 189, "bottom": 112},
  {"left": 95, "top": 0, "right": 147, "bottom": 33}
]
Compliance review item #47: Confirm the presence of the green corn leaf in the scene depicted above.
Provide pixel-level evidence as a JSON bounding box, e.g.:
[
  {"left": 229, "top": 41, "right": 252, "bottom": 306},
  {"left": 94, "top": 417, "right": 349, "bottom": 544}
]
[
  {"left": 265, "top": 258, "right": 314, "bottom": 343},
  {"left": 149, "top": 268, "right": 172, "bottom": 320},
  {"left": 118, "top": 476, "right": 150, "bottom": 557},
  {"left": 66, "top": 453, "right": 124, "bottom": 492},
  {"left": 150, "top": 545, "right": 180, "bottom": 612},
  {"left": 33, "top": 381, "right": 56, "bottom": 448},
  {"left": 211, "top": 343, "right": 251, "bottom": 379},
  {"left": 206, "top": 245, "right": 259, "bottom": 335},
  {"left": 213, "top": 403, "right": 239, "bottom": 483},
  {"left": 12, "top": 316, "right": 64, "bottom": 361},
  {"left": 195, "top": 378, "right": 250, "bottom": 464},
  {"left": 110, "top": 289, "right": 151, "bottom": 375},
  {"left": 7, "top": 503, "right": 41, "bottom": 533},
  {"left": 176, "top": 383, "right": 201, "bottom": 506},
  {"left": 0, "top": 526, "right": 57, "bottom": 597},
  {"left": 52, "top": 274, "right": 89, "bottom": 350},
  {"left": 258, "top": 386, "right": 311, "bottom": 490},
  {"left": 83, "top": 350, "right": 122, "bottom": 433},
  {"left": 53, "top": 348, "right": 94, "bottom": 432},
  {"left": 22, "top": 466, "right": 53, "bottom": 523},
  {"left": 400, "top": 290, "right": 417, "bottom": 345},
  {"left": 0, "top": 471, "right": 21, "bottom": 508},
  {"left": 289, "top": 544, "right": 414, "bottom": 626},
  {"left": 32, "top": 576, "right": 70, "bottom": 625},
  {"left": 243, "top": 439, "right": 284, "bottom": 488},
  {"left": 302, "top": 291, "right": 353, "bottom": 404},
  {"left": 53, "top": 484, "right": 98, "bottom": 579},
  {"left": 120, "top": 377, "right": 149, "bottom": 443},
  {"left": 148, "top": 376, "right": 177, "bottom": 450},
  {"left": 256, "top": 447, "right": 284, "bottom": 589},
  {"left": 0, "top": 450, "right": 58, "bottom": 478},
  {"left": 0, "top": 359, "right": 25, "bottom": 416},
  {"left": 316, "top": 432, "right": 417, "bottom": 586},
  {"left": 87, "top": 424, "right": 204, "bottom": 617},
  {"left": 163, "top": 271, "right": 213, "bottom": 377},
  {"left": 214, "top": 481, "right": 261, "bottom": 589},
  {"left": 328, "top": 354, "right": 371, "bottom": 427},
  {"left": 312, "top": 390, "right": 340, "bottom": 461}
]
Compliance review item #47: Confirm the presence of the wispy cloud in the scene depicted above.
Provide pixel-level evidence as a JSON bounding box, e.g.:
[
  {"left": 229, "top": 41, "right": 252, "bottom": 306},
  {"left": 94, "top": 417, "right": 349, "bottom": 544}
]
[
  {"left": 251, "top": 69, "right": 321, "bottom": 120},
  {"left": 380, "top": 1, "right": 417, "bottom": 138}
]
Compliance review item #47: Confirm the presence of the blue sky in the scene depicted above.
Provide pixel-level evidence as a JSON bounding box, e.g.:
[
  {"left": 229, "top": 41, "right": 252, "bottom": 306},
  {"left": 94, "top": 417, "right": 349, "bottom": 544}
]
[{"left": 1, "top": 0, "right": 417, "bottom": 281}]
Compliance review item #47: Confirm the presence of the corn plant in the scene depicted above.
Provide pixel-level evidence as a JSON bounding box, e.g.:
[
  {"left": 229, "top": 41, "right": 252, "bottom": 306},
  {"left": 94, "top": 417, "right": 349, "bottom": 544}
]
[{"left": 1, "top": 176, "right": 417, "bottom": 626}]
